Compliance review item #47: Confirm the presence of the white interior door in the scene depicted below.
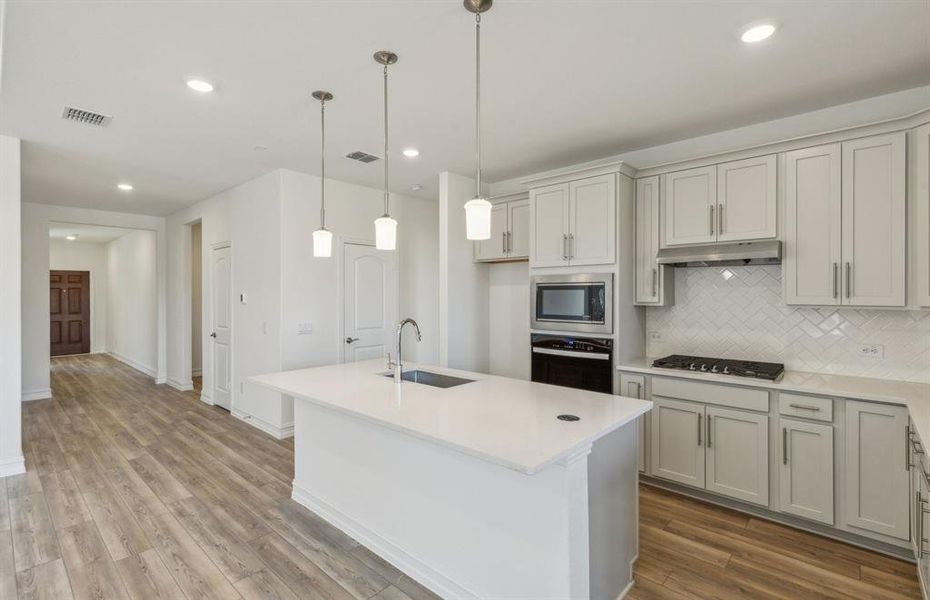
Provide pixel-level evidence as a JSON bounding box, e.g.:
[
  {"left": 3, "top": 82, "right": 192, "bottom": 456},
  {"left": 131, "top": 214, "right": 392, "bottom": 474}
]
[
  {"left": 210, "top": 244, "right": 232, "bottom": 410},
  {"left": 343, "top": 242, "right": 396, "bottom": 363}
]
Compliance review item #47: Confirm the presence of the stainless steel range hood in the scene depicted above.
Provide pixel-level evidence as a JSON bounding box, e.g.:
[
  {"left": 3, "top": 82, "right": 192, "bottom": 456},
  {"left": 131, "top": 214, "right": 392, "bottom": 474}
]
[{"left": 655, "top": 240, "right": 782, "bottom": 267}]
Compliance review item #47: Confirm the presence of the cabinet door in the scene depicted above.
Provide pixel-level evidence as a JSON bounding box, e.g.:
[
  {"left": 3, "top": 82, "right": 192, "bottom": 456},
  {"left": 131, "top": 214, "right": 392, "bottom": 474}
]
[
  {"left": 650, "top": 397, "right": 705, "bottom": 488},
  {"left": 779, "top": 419, "right": 834, "bottom": 525},
  {"left": 474, "top": 203, "right": 509, "bottom": 261},
  {"left": 716, "top": 155, "right": 777, "bottom": 242},
  {"left": 915, "top": 123, "right": 930, "bottom": 307},
  {"left": 530, "top": 183, "right": 570, "bottom": 267},
  {"left": 663, "top": 166, "right": 716, "bottom": 246},
  {"left": 784, "top": 144, "right": 842, "bottom": 305},
  {"left": 620, "top": 374, "right": 647, "bottom": 473},
  {"left": 705, "top": 406, "right": 768, "bottom": 506},
  {"left": 508, "top": 199, "right": 530, "bottom": 259},
  {"left": 635, "top": 176, "right": 663, "bottom": 304},
  {"left": 841, "top": 133, "right": 906, "bottom": 307},
  {"left": 845, "top": 400, "right": 910, "bottom": 540},
  {"left": 568, "top": 174, "right": 616, "bottom": 266}
]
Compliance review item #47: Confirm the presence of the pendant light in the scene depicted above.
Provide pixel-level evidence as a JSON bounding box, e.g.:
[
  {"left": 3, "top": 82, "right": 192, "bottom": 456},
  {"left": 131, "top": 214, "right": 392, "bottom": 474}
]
[
  {"left": 311, "top": 90, "right": 334, "bottom": 257},
  {"left": 464, "top": 0, "right": 493, "bottom": 240},
  {"left": 374, "top": 51, "right": 398, "bottom": 251}
]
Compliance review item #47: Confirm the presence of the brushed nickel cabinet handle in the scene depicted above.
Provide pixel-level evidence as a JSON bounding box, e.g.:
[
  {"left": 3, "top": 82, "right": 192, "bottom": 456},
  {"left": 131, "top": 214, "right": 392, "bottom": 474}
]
[
  {"left": 907, "top": 425, "right": 913, "bottom": 470},
  {"left": 626, "top": 381, "right": 641, "bottom": 398},
  {"left": 502, "top": 232, "right": 506, "bottom": 254},
  {"left": 718, "top": 203, "right": 724, "bottom": 234},
  {"left": 832, "top": 263, "right": 838, "bottom": 299},
  {"left": 783, "top": 427, "right": 788, "bottom": 465},
  {"left": 569, "top": 233, "right": 574, "bottom": 260},
  {"left": 845, "top": 262, "right": 851, "bottom": 299},
  {"left": 697, "top": 413, "right": 703, "bottom": 446},
  {"left": 507, "top": 231, "right": 512, "bottom": 254},
  {"left": 709, "top": 205, "right": 715, "bottom": 235},
  {"left": 652, "top": 268, "right": 658, "bottom": 297},
  {"left": 562, "top": 234, "right": 568, "bottom": 260},
  {"left": 789, "top": 403, "right": 821, "bottom": 412},
  {"left": 706, "top": 415, "right": 712, "bottom": 449}
]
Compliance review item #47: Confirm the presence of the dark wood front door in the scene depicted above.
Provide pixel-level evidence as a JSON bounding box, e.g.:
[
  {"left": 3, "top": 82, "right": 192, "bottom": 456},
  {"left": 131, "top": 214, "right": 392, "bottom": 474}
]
[{"left": 50, "top": 270, "right": 91, "bottom": 356}]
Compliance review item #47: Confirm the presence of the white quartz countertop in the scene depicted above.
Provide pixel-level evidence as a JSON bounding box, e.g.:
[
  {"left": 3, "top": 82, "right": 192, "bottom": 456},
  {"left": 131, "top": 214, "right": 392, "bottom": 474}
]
[
  {"left": 250, "top": 360, "right": 652, "bottom": 475},
  {"left": 618, "top": 358, "right": 930, "bottom": 440}
]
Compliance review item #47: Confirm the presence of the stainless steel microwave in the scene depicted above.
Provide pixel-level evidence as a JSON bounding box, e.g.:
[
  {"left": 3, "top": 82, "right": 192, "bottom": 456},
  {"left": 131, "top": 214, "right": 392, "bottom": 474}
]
[{"left": 530, "top": 274, "right": 613, "bottom": 334}]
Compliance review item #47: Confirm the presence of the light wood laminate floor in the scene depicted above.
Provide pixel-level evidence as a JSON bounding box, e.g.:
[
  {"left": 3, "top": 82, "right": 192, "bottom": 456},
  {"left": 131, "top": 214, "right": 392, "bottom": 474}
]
[{"left": 1, "top": 354, "right": 921, "bottom": 599}]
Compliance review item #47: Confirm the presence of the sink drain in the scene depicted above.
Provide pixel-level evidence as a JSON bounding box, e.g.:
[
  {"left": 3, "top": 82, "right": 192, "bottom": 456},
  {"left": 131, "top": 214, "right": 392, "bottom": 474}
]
[{"left": 557, "top": 414, "right": 580, "bottom": 422}]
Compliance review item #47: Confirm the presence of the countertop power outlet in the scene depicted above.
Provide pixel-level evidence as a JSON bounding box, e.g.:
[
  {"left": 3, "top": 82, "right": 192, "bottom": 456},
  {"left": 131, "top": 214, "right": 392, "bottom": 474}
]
[
  {"left": 648, "top": 331, "right": 663, "bottom": 342},
  {"left": 857, "top": 344, "right": 884, "bottom": 359}
]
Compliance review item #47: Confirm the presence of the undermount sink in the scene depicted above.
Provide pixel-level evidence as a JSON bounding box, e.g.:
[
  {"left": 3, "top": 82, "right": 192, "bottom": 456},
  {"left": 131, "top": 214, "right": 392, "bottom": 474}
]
[{"left": 382, "top": 369, "right": 474, "bottom": 389}]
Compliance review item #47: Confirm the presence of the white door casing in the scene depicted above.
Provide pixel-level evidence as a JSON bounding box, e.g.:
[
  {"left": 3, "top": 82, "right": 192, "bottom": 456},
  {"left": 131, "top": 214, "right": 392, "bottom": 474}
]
[
  {"left": 343, "top": 242, "right": 397, "bottom": 363},
  {"left": 210, "top": 244, "right": 232, "bottom": 410}
]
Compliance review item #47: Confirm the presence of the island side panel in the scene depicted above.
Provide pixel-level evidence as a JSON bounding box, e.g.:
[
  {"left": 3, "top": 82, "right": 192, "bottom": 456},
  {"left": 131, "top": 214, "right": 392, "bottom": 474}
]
[
  {"left": 291, "top": 399, "right": 581, "bottom": 599},
  {"left": 587, "top": 420, "right": 638, "bottom": 599}
]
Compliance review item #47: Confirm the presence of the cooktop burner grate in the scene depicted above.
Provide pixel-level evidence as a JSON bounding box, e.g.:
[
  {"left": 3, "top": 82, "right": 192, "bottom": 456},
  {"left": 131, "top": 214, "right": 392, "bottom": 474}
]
[{"left": 651, "top": 355, "right": 785, "bottom": 381}]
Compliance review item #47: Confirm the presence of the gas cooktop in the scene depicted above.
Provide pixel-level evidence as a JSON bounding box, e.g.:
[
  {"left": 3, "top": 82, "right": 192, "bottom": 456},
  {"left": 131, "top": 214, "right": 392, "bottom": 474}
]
[{"left": 651, "top": 355, "right": 785, "bottom": 381}]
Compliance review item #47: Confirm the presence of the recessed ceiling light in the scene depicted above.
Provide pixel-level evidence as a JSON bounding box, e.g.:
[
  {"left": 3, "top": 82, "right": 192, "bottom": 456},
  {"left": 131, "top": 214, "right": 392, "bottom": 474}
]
[
  {"left": 117, "top": 183, "right": 133, "bottom": 191},
  {"left": 741, "top": 23, "right": 776, "bottom": 43},
  {"left": 402, "top": 148, "right": 419, "bottom": 158},
  {"left": 186, "top": 79, "right": 214, "bottom": 93},
  {"left": 66, "top": 234, "right": 78, "bottom": 241}
]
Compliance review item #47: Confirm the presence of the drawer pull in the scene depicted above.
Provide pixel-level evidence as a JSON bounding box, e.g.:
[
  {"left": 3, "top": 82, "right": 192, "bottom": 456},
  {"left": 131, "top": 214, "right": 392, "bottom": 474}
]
[{"left": 789, "top": 403, "right": 821, "bottom": 411}]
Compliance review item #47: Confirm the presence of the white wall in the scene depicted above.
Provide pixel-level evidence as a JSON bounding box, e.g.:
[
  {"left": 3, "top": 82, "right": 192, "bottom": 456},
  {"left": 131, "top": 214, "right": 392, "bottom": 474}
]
[
  {"left": 488, "top": 262, "right": 530, "bottom": 380},
  {"left": 21, "top": 203, "right": 167, "bottom": 397},
  {"left": 0, "top": 135, "right": 24, "bottom": 476},
  {"left": 106, "top": 230, "right": 158, "bottom": 376},
  {"left": 49, "top": 239, "right": 108, "bottom": 353},
  {"left": 191, "top": 223, "right": 202, "bottom": 375},
  {"left": 439, "top": 171, "right": 489, "bottom": 373}
]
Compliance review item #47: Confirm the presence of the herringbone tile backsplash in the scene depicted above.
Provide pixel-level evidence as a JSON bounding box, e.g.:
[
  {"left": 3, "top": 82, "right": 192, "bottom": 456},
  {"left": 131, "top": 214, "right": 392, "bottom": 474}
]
[{"left": 646, "top": 266, "right": 930, "bottom": 383}]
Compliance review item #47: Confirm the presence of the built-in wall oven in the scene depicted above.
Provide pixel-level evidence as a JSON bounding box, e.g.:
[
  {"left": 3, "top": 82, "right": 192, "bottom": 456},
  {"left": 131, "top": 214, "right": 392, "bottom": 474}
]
[
  {"left": 531, "top": 334, "right": 613, "bottom": 393},
  {"left": 530, "top": 273, "right": 612, "bottom": 334}
]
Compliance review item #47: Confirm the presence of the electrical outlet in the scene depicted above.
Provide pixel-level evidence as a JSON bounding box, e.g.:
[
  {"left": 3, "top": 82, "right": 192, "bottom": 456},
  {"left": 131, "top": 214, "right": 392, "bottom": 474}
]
[
  {"left": 648, "top": 331, "right": 663, "bottom": 342},
  {"left": 297, "top": 322, "right": 313, "bottom": 335},
  {"left": 856, "top": 344, "right": 884, "bottom": 359}
]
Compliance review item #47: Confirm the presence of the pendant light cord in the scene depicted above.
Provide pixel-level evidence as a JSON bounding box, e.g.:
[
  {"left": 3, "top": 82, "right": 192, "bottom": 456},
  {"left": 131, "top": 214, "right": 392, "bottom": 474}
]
[
  {"left": 383, "top": 64, "right": 390, "bottom": 216},
  {"left": 475, "top": 12, "right": 481, "bottom": 197},
  {"left": 320, "top": 96, "right": 326, "bottom": 229}
]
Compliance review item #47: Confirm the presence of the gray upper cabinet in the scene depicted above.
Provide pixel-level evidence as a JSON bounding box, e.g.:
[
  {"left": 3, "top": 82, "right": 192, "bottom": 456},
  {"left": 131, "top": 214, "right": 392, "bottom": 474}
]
[
  {"left": 914, "top": 122, "right": 930, "bottom": 307},
  {"left": 784, "top": 132, "right": 906, "bottom": 307},
  {"left": 635, "top": 176, "right": 672, "bottom": 305},
  {"left": 474, "top": 195, "right": 529, "bottom": 263},
  {"left": 663, "top": 166, "right": 717, "bottom": 247}
]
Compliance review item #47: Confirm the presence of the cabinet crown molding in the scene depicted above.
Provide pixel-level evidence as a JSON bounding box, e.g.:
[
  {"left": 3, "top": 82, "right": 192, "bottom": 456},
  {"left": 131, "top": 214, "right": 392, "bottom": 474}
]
[
  {"left": 488, "top": 191, "right": 529, "bottom": 205},
  {"left": 520, "top": 160, "right": 634, "bottom": 188}
]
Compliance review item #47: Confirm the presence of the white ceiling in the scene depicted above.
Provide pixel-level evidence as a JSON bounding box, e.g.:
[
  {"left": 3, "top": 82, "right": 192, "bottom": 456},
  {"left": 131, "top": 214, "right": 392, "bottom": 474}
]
[
  {"left": 48, "top": 222, "right": 134, "bottom": 243},
  {"left": 1, "top": 1, "right": 928, "bottom": 216}
]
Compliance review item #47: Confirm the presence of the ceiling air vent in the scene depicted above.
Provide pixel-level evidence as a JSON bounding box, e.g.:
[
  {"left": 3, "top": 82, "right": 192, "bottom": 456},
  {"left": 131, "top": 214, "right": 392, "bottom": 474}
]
[
  {"left": 345, "top": 150, "right": 380, "bottom": 163},
  {"left": 61, "top": 106, "right": 112, "bottom": 127}
]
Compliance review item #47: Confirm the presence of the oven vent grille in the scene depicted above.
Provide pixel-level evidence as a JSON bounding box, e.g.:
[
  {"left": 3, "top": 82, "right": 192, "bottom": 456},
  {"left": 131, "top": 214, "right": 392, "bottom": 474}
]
[
  {"left": 345, "top": 150, "right": 380, "bottom": 163},
  {"left": 61, "top": 106, "right": 113, "bottom": 127}
]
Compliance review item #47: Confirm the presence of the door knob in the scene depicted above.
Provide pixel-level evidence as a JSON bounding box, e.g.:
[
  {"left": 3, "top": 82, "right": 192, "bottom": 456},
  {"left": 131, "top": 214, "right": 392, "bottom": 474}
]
[
  {"left": 345, "top": 337, "right": 359, "bottom": 344},
  {"left": 210, "top": 332, "right": 217, "bottom": 338}
]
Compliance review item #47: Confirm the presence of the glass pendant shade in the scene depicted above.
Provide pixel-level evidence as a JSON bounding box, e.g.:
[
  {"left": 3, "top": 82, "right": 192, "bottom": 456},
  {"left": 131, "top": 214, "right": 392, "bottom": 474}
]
[
  {"left": 374, "top": 215, "right": 397, "bottom": 250},
  {"left": 464, "top": 197, "right": 492, "bottom": 240},
  {"left": 312, "top": 228, "right": 333, "bottom": 257}
]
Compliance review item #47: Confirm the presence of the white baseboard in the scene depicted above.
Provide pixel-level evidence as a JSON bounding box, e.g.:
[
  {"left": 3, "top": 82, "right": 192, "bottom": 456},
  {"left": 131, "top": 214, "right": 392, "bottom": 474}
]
[
  {"left": 155, "top": 376, "right": 167, "bottom": 385},
  {"left": 292, "top": 481, "right": 479, "bottom": 600},
  {"left": 231, "top": 409, "right": 294, "bottom": 440},
  {"left": 167, "top": 378, "right": 193, "bottom": 392},
  {"left": 617, "top": 578, "right": 635, "bottom": 600},
  {"left": 22, "top": 388, "right": 52, "bottom": 402},
  {"left": 108, "top": 352, "right": 157, "bottom": 378},
  {"left": 0, "top": 456, "right": 26, "bottom": 478},
  {"left": 199, "top": 392, "right": 213, "bottom": 406},
  {"left": 191, "top": 368, "right": 202, "bottom": 377}
]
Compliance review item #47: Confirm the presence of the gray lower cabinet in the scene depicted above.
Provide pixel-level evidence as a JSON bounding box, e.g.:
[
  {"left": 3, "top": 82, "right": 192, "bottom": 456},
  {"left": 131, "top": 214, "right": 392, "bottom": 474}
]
[
  {"left": 845, "top": 400, "right": 910, "bottom": 540},
  {"left": 650, "top": 397, "right": 768, "bottom": 506},
  {"left": 619, "top": 373, "right": 647, "bottom": 473},
  {"left": 779, "top": 418, "right": 834, "bottom": 525}
]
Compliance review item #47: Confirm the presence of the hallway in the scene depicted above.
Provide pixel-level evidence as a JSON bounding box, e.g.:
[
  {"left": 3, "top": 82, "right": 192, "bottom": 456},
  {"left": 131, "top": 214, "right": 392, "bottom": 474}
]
[{"left": 2, "top": 355, "right": 438, "bottom": 600}]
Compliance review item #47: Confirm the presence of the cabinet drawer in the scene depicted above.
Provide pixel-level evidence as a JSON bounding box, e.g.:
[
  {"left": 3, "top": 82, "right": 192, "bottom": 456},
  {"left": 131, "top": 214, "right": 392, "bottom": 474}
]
[
  {"left": 651, "top": 377, "right": 768, "bottom": 412},
  {"left": 778, "top": 393, "right": 833, "bottom": 422}
]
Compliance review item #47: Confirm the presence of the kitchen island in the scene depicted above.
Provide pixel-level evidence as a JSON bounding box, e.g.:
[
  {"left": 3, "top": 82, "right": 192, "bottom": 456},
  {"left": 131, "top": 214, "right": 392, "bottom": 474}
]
[{"left": 250, "top": 359, "right": 651, "bottom": 600}]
